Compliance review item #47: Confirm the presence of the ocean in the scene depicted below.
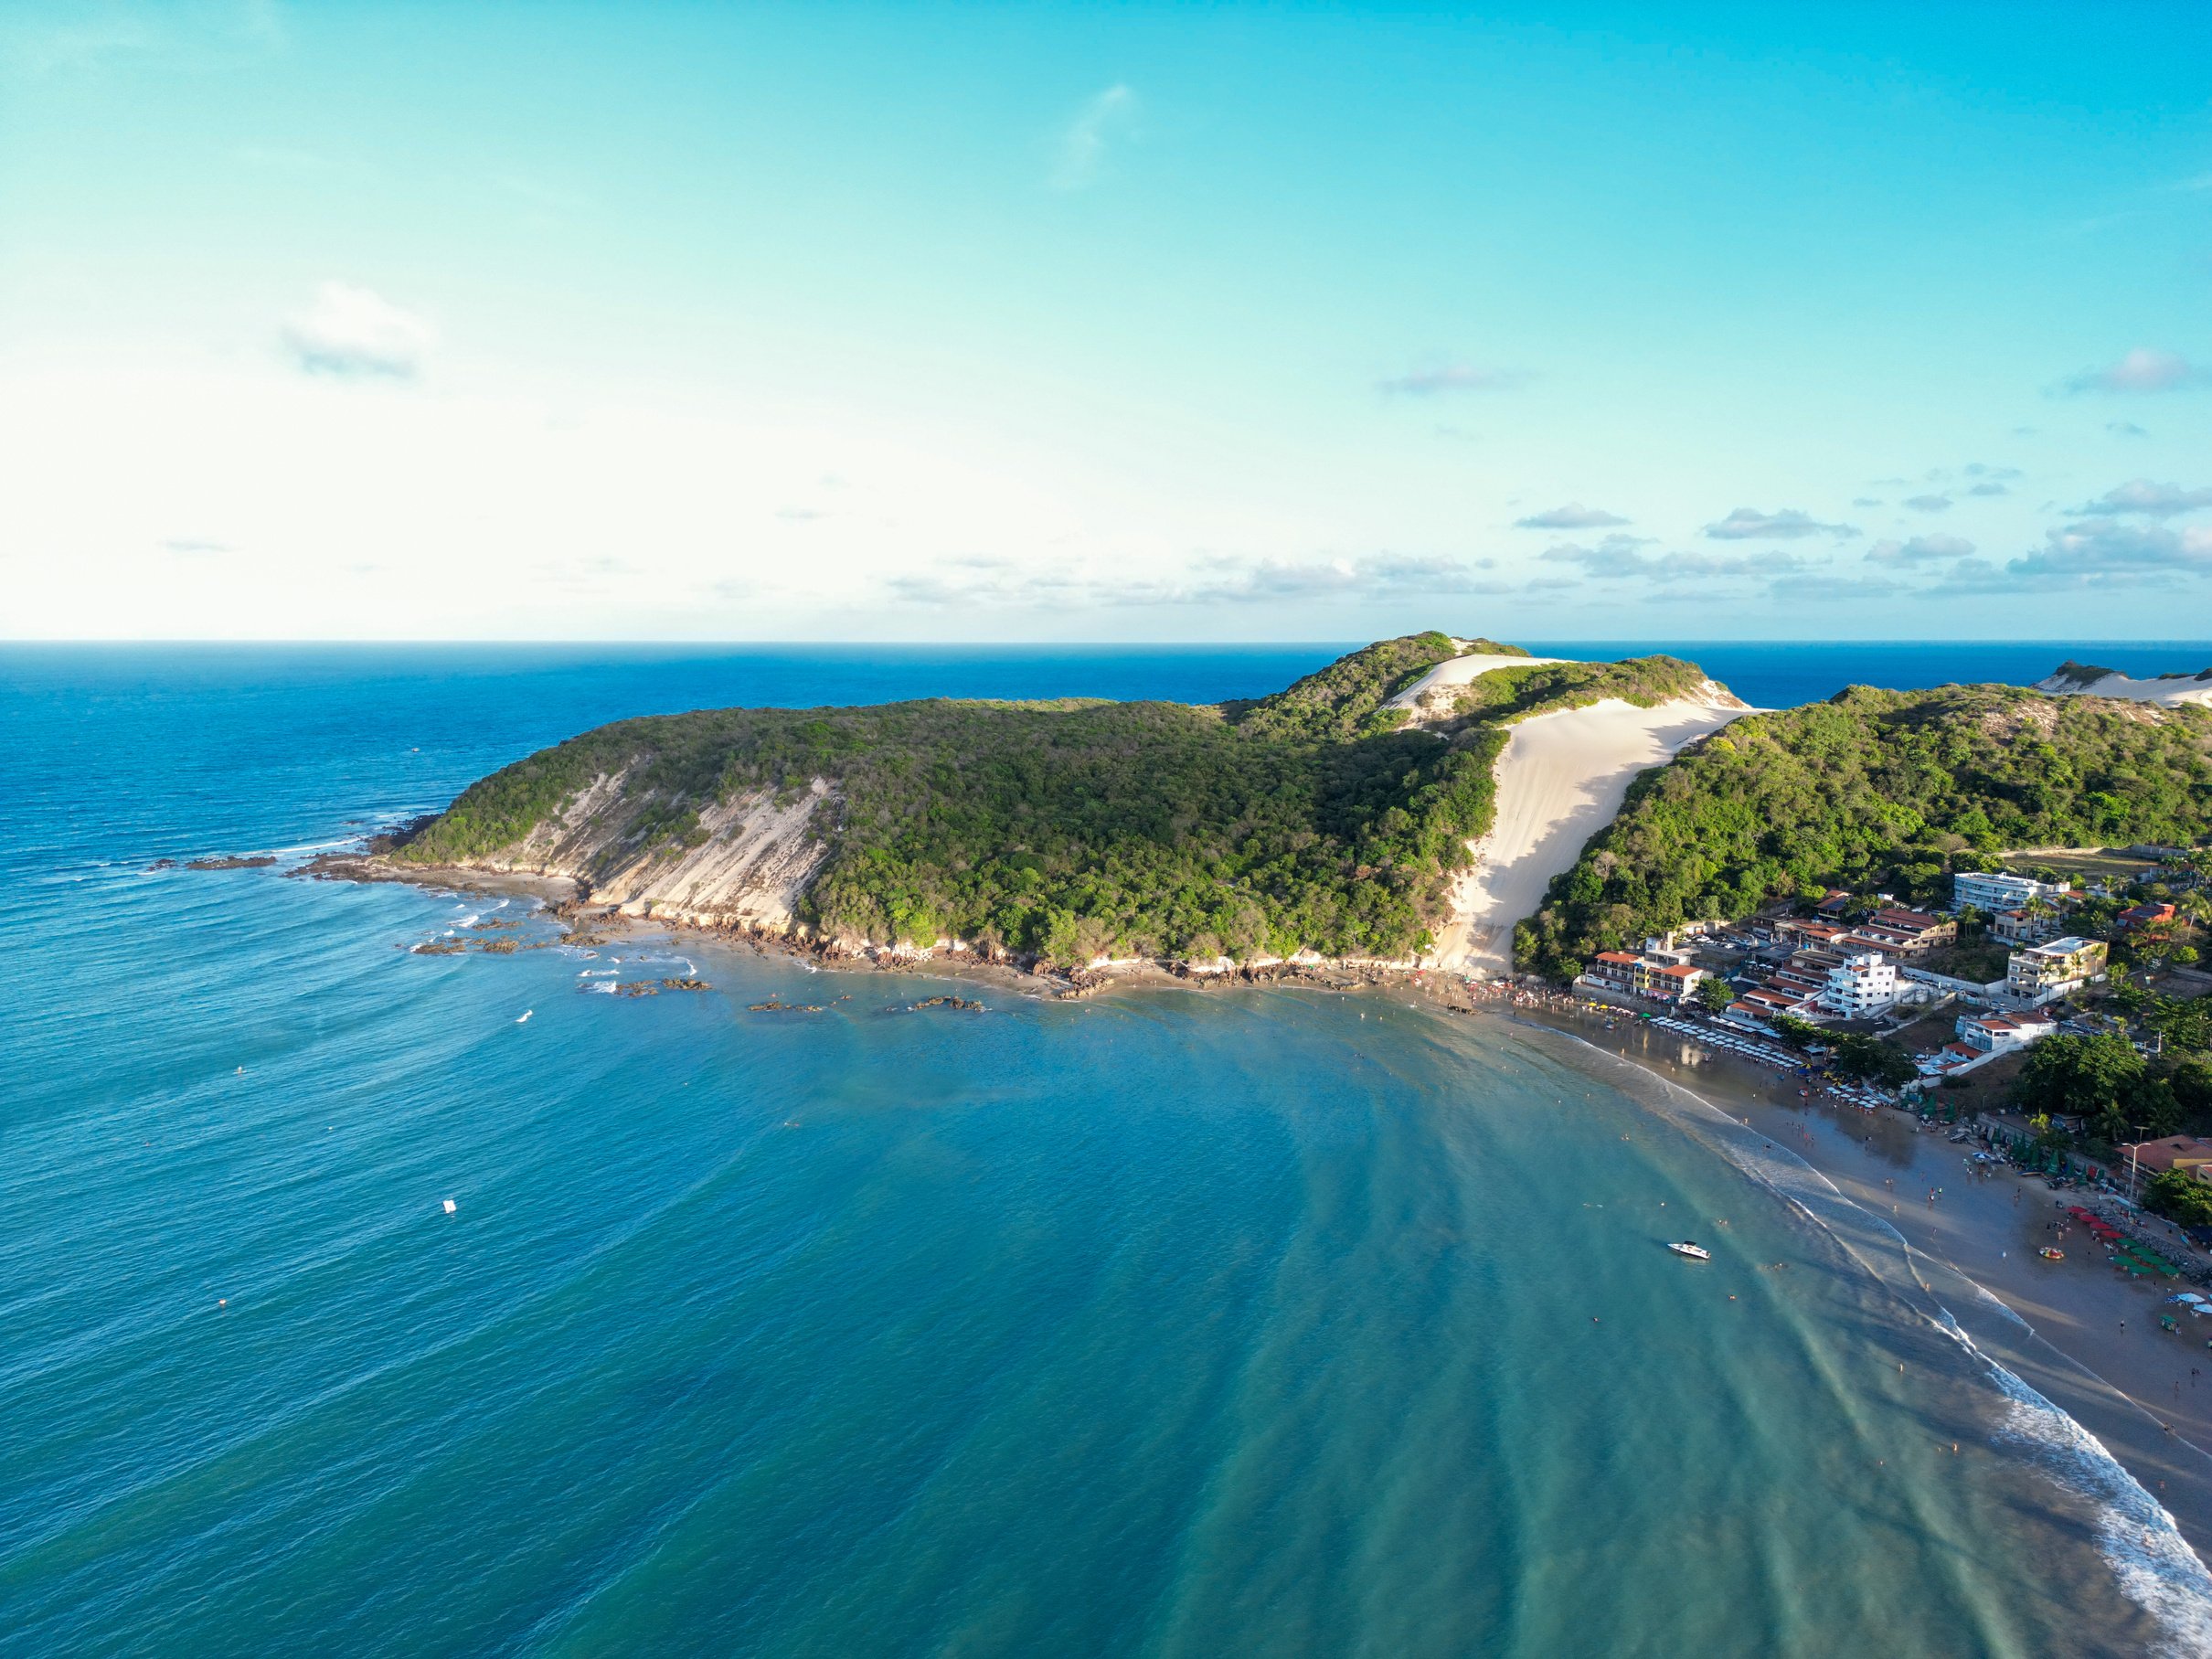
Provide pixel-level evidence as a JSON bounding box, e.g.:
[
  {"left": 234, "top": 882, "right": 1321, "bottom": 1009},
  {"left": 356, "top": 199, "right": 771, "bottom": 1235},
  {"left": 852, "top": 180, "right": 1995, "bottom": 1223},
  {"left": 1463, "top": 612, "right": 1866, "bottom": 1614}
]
[{"left": 5, "top": 641, "right": 2212, "bottom": 1656}]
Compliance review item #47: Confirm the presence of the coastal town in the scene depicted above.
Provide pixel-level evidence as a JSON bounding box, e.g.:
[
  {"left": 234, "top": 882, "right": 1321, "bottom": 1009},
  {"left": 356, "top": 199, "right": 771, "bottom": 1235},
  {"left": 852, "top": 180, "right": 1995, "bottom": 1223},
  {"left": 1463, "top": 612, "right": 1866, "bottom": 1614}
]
[{"left": 1561, "top": 845, "right": 2212, "bottom": 1282}]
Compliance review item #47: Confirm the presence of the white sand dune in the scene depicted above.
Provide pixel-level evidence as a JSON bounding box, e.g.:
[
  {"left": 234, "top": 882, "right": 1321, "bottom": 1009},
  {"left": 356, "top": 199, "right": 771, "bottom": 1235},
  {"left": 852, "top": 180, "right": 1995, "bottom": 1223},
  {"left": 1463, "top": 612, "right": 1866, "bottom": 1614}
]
[
  {"left": 2036, "top": 670, "right": 2212, "bottom": 708},
  {"left": 1388, "top": 649, "right": 1569, "bottom": 724},
  {"left": 1432, "top": 689, "right": 1751, "bottom": 976}
]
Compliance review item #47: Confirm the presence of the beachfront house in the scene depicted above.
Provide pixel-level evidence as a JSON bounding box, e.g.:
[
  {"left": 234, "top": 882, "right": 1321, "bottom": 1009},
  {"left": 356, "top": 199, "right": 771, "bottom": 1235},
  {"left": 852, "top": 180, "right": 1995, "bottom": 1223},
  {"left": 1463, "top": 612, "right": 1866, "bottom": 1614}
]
[
  {"left": 1817, "top": 952, "right": 1898, "bottom": 1018},
  {"left": 1953, "top": 870, "right": 2071, "bottom": 916},
  {"left": 1955, "top": 1011, "right": 2056, "bottom": 1056},
  {"left": 1632, "top": 960, "right": 1709, "bottom": 1004},
  {"left": 1584, "top": 952, "right": 1643, "bottom": 993},
  {"left": 2005, "top": 936, "right": 2108, "bottom": 1002},
  {"left": 1579, "top": 950, "right": 1710, "bottom": 1005},
  {"left": 2118, "top": 1137, "right": 2212, "bottom": 1185}
]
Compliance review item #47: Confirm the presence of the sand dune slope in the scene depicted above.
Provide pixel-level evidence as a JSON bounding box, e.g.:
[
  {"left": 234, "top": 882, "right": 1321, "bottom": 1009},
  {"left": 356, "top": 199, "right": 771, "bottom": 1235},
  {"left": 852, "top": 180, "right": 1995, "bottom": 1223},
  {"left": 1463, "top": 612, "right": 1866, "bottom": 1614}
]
[
  {"left": 1386, "top": 650, "right": 1569, "bottom": 724},
  {"left": 1434, "top": 693, "right": 1750, "bottom": 975}
]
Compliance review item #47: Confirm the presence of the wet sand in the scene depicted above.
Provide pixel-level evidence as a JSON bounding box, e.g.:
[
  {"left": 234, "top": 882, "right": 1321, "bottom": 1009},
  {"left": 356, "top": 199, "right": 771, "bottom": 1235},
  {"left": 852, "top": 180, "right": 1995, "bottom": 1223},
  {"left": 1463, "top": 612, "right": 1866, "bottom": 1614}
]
[{"left": 1493, "top": 997, "right": 2212, "bottom": 1554}]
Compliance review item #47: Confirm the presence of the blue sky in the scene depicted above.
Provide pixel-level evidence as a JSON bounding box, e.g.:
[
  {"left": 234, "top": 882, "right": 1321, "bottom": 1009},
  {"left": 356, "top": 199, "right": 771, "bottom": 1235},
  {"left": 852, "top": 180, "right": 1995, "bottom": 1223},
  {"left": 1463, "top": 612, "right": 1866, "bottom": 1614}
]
[{"left": 3, "top": 2, "right": 2209, "bottom": 641}]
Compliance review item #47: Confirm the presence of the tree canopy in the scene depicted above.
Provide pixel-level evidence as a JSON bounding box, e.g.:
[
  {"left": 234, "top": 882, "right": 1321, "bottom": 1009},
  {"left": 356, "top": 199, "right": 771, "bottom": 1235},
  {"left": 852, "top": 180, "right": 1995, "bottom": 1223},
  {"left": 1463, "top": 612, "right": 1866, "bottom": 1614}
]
[{"left": 1517, "top": 686, "right": 2212, "bottom": 980}]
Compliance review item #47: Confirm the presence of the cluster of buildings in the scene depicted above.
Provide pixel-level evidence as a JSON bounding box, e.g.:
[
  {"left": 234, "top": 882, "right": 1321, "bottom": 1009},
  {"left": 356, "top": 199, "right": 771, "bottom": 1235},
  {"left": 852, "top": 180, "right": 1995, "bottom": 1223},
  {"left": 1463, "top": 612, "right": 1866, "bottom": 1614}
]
[
  {"left": 1572, "top": 870, "right": 2115, "bottom": 1060},
  {"left": 1581, "top": 933, "right": 1714, "bottom": 1005},
  {"left": 1711, "top": 904, "right": 1956, "bottom": 1028}
]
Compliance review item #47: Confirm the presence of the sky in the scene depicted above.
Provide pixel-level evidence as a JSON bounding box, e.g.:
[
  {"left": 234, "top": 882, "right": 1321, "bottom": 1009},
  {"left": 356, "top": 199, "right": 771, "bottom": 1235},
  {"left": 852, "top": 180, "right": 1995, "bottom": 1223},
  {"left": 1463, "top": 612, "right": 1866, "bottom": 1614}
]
[{"left": 3, "top": 1, "right": 2210, "bottom": 643}]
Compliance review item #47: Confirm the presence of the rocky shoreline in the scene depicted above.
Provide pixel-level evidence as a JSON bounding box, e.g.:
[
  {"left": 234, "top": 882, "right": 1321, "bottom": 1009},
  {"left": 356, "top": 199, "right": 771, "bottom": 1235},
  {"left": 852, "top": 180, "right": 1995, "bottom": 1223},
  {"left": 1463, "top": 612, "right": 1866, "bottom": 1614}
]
[{"left": 290, "top": 845, "right": 1454, "bottom": 1005}]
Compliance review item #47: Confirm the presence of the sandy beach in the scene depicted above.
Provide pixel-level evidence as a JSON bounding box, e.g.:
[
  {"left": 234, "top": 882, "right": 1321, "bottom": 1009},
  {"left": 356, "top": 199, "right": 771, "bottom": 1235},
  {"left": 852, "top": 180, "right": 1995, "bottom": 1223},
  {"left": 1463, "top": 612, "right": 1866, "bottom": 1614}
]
[{"left": 1490, "top": 994, "right": 2212, "bottom": 1554}]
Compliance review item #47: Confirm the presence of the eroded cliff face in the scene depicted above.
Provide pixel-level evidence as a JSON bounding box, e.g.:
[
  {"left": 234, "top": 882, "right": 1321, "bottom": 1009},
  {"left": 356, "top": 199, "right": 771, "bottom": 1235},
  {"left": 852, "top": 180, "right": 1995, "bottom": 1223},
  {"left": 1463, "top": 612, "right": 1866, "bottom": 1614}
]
[{"left": 446, "top": 774, "right": 840, "bottom": 931}]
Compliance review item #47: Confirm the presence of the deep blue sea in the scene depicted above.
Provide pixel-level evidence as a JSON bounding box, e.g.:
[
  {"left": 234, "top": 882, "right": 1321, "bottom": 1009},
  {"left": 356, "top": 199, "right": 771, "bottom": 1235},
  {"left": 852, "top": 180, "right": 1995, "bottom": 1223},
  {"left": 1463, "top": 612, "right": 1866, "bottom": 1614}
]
[{"left": 6, "top": 641, "right": 2212, "bottom": 1656}]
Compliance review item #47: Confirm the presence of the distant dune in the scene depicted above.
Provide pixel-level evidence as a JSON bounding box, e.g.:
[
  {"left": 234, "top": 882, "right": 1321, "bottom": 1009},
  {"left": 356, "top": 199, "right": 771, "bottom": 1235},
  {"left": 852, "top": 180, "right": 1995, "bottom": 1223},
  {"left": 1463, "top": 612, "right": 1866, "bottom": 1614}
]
[{"left": 2036, "top": 664, "right": 2212, "bottom": 709}]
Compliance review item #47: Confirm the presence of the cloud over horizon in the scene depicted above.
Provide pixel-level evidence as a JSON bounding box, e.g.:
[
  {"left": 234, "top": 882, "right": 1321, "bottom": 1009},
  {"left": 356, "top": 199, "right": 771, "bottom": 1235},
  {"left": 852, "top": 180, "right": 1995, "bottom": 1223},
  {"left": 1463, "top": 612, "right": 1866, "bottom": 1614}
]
[
  {"left": 281, "top": 282, "right": 434, "bottom": 379},
  {"left": 888, "top": 550, "right": 1511, "bottom": 610},
  {"left": 1980, "top": 518, "right": 2212, "bottom": 589},
  {"left": 1540, "top": 535, "right": 1811, "bottom": 584}
]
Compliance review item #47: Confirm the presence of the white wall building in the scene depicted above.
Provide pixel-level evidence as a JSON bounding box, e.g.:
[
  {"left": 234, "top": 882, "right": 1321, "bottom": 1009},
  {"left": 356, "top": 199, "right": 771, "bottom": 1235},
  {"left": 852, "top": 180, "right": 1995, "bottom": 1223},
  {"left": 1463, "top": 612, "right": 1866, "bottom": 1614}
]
[
  {"left": 1955, "top": 1011, "right": 2057, "bottom": 1055},
  {"left": 1819, "top": 952, "right": 1898, "bottom": 1018},
  {"left": 1952, "top": 871, "right": 2069, "bottom": 915}
]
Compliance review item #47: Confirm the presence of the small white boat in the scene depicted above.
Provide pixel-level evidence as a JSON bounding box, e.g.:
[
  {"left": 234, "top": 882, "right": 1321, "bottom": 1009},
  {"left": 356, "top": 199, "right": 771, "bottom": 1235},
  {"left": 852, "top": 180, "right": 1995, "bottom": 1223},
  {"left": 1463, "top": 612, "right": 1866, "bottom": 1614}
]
[{"left": 1668, "top": 1241, "right": 1712, "bottom": 1261}]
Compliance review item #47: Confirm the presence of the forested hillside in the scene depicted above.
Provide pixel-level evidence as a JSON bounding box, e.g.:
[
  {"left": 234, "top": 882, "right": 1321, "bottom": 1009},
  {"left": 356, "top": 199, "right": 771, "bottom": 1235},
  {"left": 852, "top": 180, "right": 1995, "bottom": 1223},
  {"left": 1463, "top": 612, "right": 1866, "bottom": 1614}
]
[
  {"left": 1515, "top": 685, "right": 2212, "bottom": 980},
  {"left": 399, "top": 635, "right": 1531, "bottom": 963}
]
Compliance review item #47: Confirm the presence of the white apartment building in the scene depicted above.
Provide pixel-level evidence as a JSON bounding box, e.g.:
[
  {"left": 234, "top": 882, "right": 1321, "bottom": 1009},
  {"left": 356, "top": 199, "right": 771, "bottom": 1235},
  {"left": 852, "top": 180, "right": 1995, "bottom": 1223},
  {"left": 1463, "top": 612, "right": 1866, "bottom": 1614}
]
[
  {"left": 1952, "top": 870, "right": 2069, "bottom": 915},
  {"left": 1819, "top": 952, "right": 1898, "bottom": 1018}
]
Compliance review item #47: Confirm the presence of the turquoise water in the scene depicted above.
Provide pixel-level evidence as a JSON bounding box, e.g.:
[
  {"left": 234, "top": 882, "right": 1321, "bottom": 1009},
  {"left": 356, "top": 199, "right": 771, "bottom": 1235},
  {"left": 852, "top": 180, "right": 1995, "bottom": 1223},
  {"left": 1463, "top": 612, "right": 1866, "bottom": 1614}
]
[{"left": 6, "top": 645, "right": 2211, "bottom": 1655}]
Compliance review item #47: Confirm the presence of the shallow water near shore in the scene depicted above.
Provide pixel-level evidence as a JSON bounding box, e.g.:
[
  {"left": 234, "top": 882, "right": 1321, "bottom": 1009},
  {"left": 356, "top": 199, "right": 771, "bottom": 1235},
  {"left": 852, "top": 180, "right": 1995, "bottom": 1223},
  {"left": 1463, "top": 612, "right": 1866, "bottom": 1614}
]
[{"left": 7, "top": 644, "right": 2212, "bottom": 1654}]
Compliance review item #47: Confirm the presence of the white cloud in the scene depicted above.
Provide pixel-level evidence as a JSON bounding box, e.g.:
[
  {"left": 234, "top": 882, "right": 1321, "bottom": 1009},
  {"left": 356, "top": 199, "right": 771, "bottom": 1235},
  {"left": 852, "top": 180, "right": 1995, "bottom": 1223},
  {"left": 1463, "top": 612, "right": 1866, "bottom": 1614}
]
[
  {"left": 2060, "top": 348, "right": 2209, "bottom": 395},
  {"left": 1902, "top": 493, "right": 1951, "bottom": 513},
  {"left": 1932, "top": 520, "right": 2212, "bottom": 592},
  {"left": 2068, "top": 479, "right": 2212, "bottom": 518},
  {"left": 1514, "top": 503, "right": 1627, "bottom": 529},
  {"left": 1866, "top": 534, "right": 1974, "bottom": 565},
  {"left": 886, "top": 551, "right": 1511, "bottom": 609},
  {"left": 1540, "top": 536, "right": 1810, "bottom": 584},
  {"left": 1051, "top": 84, "right": 1137, "bottom": 191},
  {"left": 281, "top": 282, "right": 435, "bottom": 379},
  {"left": 1702, "top": 506, "right": 1857, "bottom": 541}
]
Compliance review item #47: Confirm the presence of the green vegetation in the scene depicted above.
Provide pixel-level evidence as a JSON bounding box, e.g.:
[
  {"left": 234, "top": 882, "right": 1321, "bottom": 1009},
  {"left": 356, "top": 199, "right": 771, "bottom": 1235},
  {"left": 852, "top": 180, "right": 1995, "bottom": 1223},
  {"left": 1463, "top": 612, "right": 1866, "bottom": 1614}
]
[
  {"left": 1915, "top": 939, "right": 2013, "bottom": 984},
  {"left": 1693, "top": 976, "right": 1737, "bottom": 1014},
  {"left": 2047, "top": 661, "right": 2120, "bottom": 688},
  {"left": 1517, "top": 684, "right": 2212, "bottom": 980},
  {"left": 403, "top": 633, "right": 1622, "bottom": 966},
  {"left": 2010, "top": 1033, "right": 2171, "bottom": 1145},
  {"left": 1831, "top": 1034, "right": 1918, "bottom": 1087},
  {"left": 1436, "top": 655, "right": 1709, "bottom": 724},
  {"left": 1225, "top": 632, "right": 1515, "bottom": 740},
  {"left": 2143, "top": 1169, "right": 2212, "bottom": 1227},
  {"left": 1770, "top": 1012, "right": 1823, "bottom": 1051}
]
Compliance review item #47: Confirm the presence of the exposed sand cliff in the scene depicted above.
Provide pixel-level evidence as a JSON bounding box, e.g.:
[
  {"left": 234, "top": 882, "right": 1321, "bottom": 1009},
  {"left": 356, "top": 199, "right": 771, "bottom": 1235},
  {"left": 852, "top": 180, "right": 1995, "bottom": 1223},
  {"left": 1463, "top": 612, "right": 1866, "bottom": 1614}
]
[{"left": 443, "top": 776, "right": 838, "bottom": 932}]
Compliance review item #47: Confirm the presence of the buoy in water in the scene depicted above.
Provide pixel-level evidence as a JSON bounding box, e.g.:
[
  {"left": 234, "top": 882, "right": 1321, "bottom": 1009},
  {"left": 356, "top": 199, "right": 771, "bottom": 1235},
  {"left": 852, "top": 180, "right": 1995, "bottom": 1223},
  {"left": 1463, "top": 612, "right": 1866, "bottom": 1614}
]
[{"left": 442, "top": 1198, "right": 457, "bottom": 1215}]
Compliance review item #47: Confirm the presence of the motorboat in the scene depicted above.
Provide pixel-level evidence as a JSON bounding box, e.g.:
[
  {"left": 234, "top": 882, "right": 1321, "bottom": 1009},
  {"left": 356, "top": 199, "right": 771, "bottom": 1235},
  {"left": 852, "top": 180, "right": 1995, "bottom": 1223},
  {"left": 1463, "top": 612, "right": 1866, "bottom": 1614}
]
[
  {"left": 2037, "top": 1247, "right": 2063, "bottom": 1260},
  {"left": 1668, "top": 1241, "right": 1712, "bottom": 1261}
]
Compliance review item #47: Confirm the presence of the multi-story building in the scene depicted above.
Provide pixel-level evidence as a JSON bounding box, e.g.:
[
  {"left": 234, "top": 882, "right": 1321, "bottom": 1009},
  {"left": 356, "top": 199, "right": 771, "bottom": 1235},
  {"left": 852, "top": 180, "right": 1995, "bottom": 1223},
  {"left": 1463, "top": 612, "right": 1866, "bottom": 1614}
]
[
  {"left": 1856, "top": 907, "right": 1956, "bottom": 952},
  {"left": 1818, "top": 952, "right": 1898, "bottom": 1018},
  {"left": 2005, "top": 936, "right": 2108, "bottom": 1000},
  {"left": 1991, "top": 907, "right": 2059, "bottom": 945},
  {"left": 1953, "top": 870, "right": 2069, "bottom": 915},
  {"left": 1632, "top": 960, "right": 1708, "bottom": 1004},
  {"left": 1579, "top": 950, "right": 1710, "bottom": 1004},
  {"left": 1955, "top": 1010, "right": 2057, "bottom": 1055},
  {"left": 1585, "top": 952, "right": 1643, "bottom": 993}
]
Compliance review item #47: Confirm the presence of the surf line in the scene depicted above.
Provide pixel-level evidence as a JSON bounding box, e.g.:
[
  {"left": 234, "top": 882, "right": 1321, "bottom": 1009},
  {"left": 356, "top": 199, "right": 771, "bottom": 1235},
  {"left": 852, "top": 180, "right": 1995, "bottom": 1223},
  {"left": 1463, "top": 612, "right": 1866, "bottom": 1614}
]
[{"left": 1517, "top": 1016, "right": 2212, "bottom": 1645}]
